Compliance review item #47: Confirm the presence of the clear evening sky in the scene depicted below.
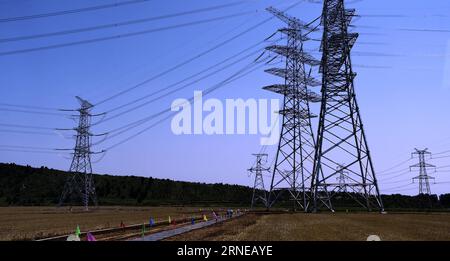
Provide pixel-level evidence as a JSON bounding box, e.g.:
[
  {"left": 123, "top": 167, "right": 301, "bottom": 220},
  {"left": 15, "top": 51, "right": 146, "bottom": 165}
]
[{"left": 0, "top": 0, "right": 449, "bottom": 195}]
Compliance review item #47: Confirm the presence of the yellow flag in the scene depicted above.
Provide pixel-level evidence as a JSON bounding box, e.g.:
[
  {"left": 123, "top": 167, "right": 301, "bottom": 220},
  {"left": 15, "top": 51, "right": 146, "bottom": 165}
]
[{"left": 203, "top": 214, "right": 208, "bottom": 221}]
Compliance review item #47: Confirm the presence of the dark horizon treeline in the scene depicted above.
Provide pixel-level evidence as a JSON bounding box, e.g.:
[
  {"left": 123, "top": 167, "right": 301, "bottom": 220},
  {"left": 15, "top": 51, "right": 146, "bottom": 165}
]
[{"left": 0, "top": 163, "right": 449, "bottom": 210}]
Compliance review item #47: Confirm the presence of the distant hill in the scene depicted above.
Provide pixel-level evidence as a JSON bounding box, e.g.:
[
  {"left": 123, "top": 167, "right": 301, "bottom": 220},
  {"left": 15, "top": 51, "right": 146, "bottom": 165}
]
[{"left": 0, "top": 163, "right": 449, "bottom": 209}]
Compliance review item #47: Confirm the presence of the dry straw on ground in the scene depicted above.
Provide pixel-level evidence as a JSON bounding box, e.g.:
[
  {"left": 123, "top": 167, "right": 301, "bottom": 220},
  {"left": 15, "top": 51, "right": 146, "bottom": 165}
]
[{"left": 167, "top": 212, "right": 450, "bottom": 241}]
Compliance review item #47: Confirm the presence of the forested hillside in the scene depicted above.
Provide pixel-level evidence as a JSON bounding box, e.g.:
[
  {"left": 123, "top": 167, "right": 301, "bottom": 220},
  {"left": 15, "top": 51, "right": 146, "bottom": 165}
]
[{"left": 0, "top": 163, "right": 449, "bottom": 209}]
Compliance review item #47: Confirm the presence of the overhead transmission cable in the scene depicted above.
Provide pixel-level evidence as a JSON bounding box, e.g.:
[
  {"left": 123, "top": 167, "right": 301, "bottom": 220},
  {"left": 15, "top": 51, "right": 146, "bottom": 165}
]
[
  {"left": 0, "top": 0, "right": 152, "bottom": 23},
  {"left": 93, "top": 1, "right": 302, "bottom": 106},
  {"left": 0, "top": 108, "right": 70, "bottom": 117},
  {"left": 93, "top": 39, "right": 281, "bottom": 126},
  {"left": 102, "top": 60, "right": 266, "bottom": 151},
  {"left": 0, "top": 11, "right": 255, "bottom": 57},
  {"left": 377, "top": 157, "right": 413, "bottom": 174},
  {"left": 0, "top": 129, "right": 56, "bottom": 136},
  {"left": 0, "top": 1, "right": 247, "bottom": 43},
  {"left": 0, "top": 103, "right": 60, "bottom": 111},
  {"left": 99, "top": 38, "right": 271, "bottom": 115},
  {"left": 97, "top": 58, "right": 265, "bottom": 144}
]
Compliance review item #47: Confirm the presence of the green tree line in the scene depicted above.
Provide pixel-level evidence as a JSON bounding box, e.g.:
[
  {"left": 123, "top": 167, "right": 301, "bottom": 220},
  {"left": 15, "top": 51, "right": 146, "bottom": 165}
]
[{"left": 0, "top": 163, "right": 449, "bottom": 209}]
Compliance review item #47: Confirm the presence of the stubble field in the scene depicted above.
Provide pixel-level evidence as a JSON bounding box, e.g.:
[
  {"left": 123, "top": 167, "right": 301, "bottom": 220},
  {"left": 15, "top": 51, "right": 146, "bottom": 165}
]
[
  {"left": 2, "top": 207, "right": 449, "bottom": 241},
  {"left": 167, "top": 212, "right": 450, "bottom": 241}
]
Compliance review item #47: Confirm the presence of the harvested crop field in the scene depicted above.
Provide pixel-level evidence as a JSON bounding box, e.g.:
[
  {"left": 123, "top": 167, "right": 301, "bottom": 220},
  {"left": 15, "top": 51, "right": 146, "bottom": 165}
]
[
  {"left": 0, "top": 206, "right": 216, "bottom": 240},
  {"left": 166, "top": 212, "right": 450, "bottom": 241}
]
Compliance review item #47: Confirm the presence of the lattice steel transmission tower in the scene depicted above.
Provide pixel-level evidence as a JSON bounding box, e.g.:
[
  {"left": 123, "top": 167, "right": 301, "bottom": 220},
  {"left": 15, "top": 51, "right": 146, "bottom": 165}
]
[
  {"left": 336, "top": 164, "right": 350, "bottom": 193},
  {"left": 410, "top": 148, "right": 436, "bottom": 195},
  {"left": 263, "top": 7, "right": 322, "bottom": 211},
  {"left": 248, "top": 154, "right": 270, "bottom": 208},
  {"left": 310, "top": 0, "right": 384, "bottom": 212},
  {"left": 58, "top": 96, "right": 104, "bottom": 211}
]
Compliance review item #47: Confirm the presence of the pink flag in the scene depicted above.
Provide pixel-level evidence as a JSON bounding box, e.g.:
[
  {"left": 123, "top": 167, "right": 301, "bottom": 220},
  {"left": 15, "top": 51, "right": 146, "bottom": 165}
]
[{"left": 87, "top": 232, "right": 96, "bottom": 242}]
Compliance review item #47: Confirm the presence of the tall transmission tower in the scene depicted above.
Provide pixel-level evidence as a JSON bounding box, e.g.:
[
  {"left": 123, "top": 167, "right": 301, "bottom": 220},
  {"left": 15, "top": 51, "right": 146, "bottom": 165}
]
[
  {"left": 410, "top": 148, "right": 436, "bottom": 195},
  {"left": 248, "top": 154, "right": 270, "bottom": 208},
  {"left": 263, "top": 7, "right": 322, "bottom": 211},
  {"left": 58, "top": 96, "right": 104, "bottom": 211},
  {"left": 310, "top": 0, "right": 384, "bottom": 212}
]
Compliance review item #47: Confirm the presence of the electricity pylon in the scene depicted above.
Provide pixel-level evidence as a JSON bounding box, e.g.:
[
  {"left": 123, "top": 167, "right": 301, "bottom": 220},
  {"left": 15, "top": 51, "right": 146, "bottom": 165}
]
[
  {"left": 58, "top": 96, "right": 105, "bottom": 211},
  {"left": 410, "top": 148, "right": 435, "bottom": 195},
  {"left": 336, "top": 164, "right": 350, "bottom": 193},
  {"left": 248, "top": 154, "right": 270, "bottom": 208},
  {"left": 263, "top": 7, "right": 322, "bottom": 211},
  {"left": 311, "top": 0, "right": 384, "bottom": 212}
]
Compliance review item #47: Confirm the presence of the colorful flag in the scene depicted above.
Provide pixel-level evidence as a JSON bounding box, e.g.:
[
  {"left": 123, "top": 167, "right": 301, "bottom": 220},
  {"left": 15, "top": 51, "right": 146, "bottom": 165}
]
[
  {"left": 75, "top": 225, "right": 81, "bottom": 237},
  {"left": 66, "top": 234, "right": 80, "bottom": 241},
  {"left": 87, "top": 232, "right": 96, "bottom": 242},
  {"left": 141, "top": 224, "right": 146, "bottom": 237}
]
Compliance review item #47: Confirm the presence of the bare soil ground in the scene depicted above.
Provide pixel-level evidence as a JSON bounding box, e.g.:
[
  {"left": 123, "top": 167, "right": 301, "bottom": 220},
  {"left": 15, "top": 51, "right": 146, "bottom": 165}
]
[
  {"left": 0, "top": 206, "right": 214, "bottom": 240},
  {"left": 166, "top": 212, "right": 450, "bottom": 241}
]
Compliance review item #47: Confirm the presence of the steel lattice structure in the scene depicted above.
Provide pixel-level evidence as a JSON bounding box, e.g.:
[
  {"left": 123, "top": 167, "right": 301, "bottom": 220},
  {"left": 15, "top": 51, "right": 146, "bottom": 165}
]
[
  {"left": 410, "top": 149, "right": 435, "bottom": 195},
  {"left": 336, "top": 164, "right": 350, "bottom": 193},
  {"left": 248, "top": 154, "right": 270, "bottom": 208},
  {"left": 310, "top": 0, "right": 384, "bottom": 212},
  {"left": 59, "top": 96, "right": 100, "bottom": 211},
  {"left": 264, "top": 7, "right": 322, "bottom": 211}
]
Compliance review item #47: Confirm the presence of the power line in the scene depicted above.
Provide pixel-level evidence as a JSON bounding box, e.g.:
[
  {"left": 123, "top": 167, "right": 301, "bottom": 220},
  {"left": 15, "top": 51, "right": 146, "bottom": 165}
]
[
  {"left": 379, "top": 170, "right": 412, "bottom": 182},
  {"left": 93, "top": 1, "right": 302, "bottom": 106},
  {"left": 0, "top": 123, "right": 55, "bottom": 130},
  {"left": 0, "top": 149, "right": 67, "bottom": 154},
  {"left": 378, "top": 168, "right": 410, "bottom": 176},
  {"left": 0, "top": 102, "right": 60, "bottom": 111},
  {"left": 378, "top": 157, "right": 413, "bottom": 174},
  {"left": 0, "top": 11, "right": 254, "bottom": 57},
  {"left": 0, "top": 1, "right": 246, "bottom": 43},
  {"left": 102, "top": 60, "right": 263, "bottom": 146},
  {"left": 434, "top": 149, "right": 450, "bottom": 156},
  {"left": 382, "top": 182, "right": 415, "bottom": 192},
  {"left": 93, "top": 43, "right": 271, "bottom": 126},
  {"left": 0, "top": 0, "right": 152, "bottom": 23},
  {"left": 0, "top": 129, "right": 56, "bottom": 136},
  {"left": 102, "top": 60, "right": 264, "bottom": 150},
  {"left": 95, "top": 59, "right": 264, "bottom": 144},
  {"left": 98, "top": 38, "right": 270, "bottom": 116},
  {"left": 0, "top": 108, "right": 70, "bottom": 117},
  {"left": 0, "top": 145, "right": 57, "bottom": 151}
]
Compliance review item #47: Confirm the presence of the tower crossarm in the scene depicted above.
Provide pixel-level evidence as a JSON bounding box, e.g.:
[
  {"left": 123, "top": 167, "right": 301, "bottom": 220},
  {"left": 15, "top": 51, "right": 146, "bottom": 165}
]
[
  {"left": 266, "top": 6, "right": 318, "bottom": 32},
  {"left": 264, "top": 68, "right": 322, "bottom": 87},
  {"left": 278, "top": 28, "right": 311, "bottom": 42},
  {"left": 262, "top": 84, "right": 321, "bottom": 102},
  {"left": 266, "top": 45, "right": 321, "bottom": 66}
]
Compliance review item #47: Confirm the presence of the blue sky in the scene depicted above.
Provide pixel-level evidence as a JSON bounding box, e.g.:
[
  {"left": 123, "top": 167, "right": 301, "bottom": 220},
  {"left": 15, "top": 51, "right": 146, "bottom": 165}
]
[{"left": 0, "top": 0, "right": 449, "bottom": 196}]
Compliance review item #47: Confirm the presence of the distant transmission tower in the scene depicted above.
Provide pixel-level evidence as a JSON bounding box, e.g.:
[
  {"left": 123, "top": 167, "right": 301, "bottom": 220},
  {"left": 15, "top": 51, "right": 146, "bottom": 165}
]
[
  {"left": 311, "top": 0, "right": 384, "bottom": 212},
  {"left": 410, "top": 148, "right": 436, "bottom": 195},
  {"left": 336, "top": 164, "right": 350, "bottom": 193},
  {"left": 248, "top": 154, "right": 270, "bottom": 208},
  {"left": 58, "top": 96, "right": 105, "bottom": 211},
  {"left": 263, "top": 7, "right": 322, "bottom": 212}
]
